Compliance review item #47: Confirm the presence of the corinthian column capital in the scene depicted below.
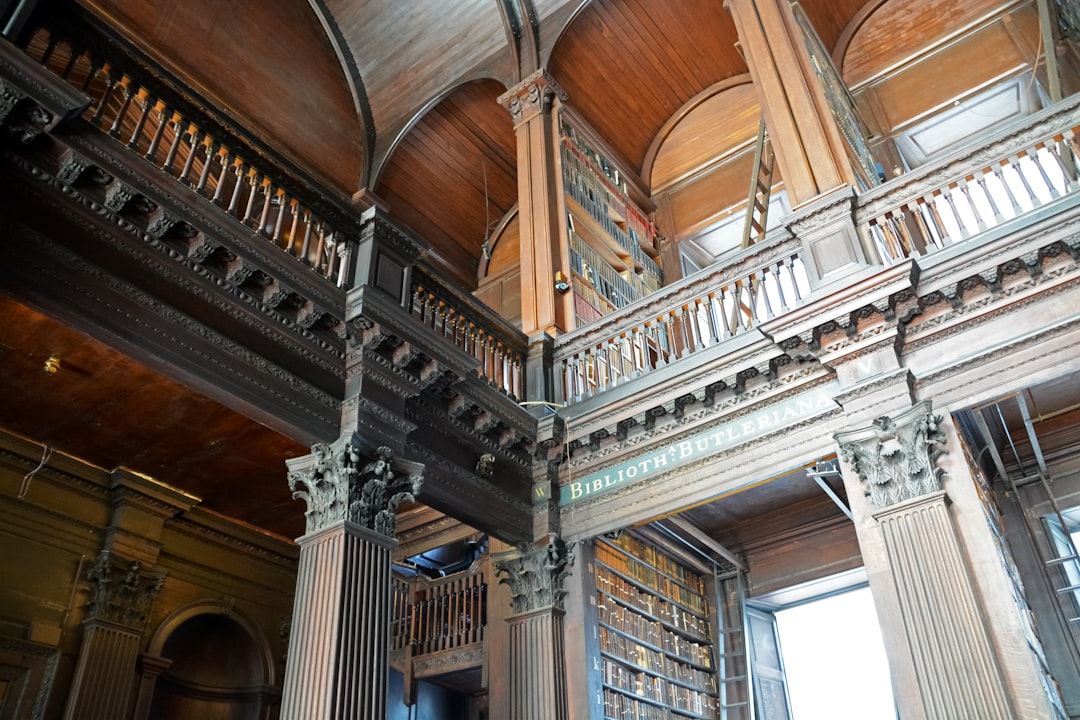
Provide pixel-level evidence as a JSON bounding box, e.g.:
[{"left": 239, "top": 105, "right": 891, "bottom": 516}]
[
  {"left": 498, "top": 69, "right": 568, "bottom": 126},
  {"left": 287, "top": 432, "right": 423, "bottom": 537},
  {"left": 493, "top": 534, "right": 574, "bottom": 614},
  {"left": 835, "top": 401, "right": 947, "bottom": 509}
]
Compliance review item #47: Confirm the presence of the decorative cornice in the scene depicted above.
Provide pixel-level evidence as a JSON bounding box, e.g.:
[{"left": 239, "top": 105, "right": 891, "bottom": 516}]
[
  {"left": 85, "top": 551, "right": 167, "bottom": 630},
  {"left": 492, "top": 535, "right": 573, "bottom": 614},
  {"left": 497, "top": 69, "right": 567, "bottom": 126},
  {"left": 835, "top": 402, "right": 947, "bottom": 509},
  {"left": 287, "top": 434, "right": 423, "bottom": 536}
]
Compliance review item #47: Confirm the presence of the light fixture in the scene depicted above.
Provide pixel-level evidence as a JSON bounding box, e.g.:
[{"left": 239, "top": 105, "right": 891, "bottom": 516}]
[
  {"left": 554, "top": 271, "right": 570, "bottom": 294},
  {"left": 43, "top": 356, "right": 60, "bottom": 374}
]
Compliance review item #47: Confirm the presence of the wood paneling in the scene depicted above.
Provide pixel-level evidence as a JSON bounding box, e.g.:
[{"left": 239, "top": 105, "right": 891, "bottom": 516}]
[
  {"left": 650, "top": 83, "right": 760, "bottom": 193},
  {"left": 377, "top": 80, "right": 517, "bottom": 290},
  {"left": 840, "top": 0, "right": 1025, "bottom": 87},
  {"left": 550, "top": 0, "right": 747, "bottom": 181},
  {"left": 80, "top": 0, "right": 364, "bottom": 194}
]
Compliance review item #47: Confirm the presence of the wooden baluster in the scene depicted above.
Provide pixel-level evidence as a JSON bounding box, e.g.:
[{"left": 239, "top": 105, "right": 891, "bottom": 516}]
[
  {"left": 211, "top": 149, "right": 231, "bottom": 204},
  {"left": 107, "top": 77, "right": 134, "bottom": 137},
  {"left": 336, "top": 236, "right": 350, "bottom": 287},
  {"left": 61, "top": 45, "right": 84, "bottom": 80},
  {"left": 272, "top": 189, "right": 288, "bottom": 245},
  {"left": 1009, "top": 153, "right": 1041, "bottom": 209},
  {"left": 161, "top": 114, "right": 185, "bottom": 174},
  {"left": 126, "top": 89, "right": 151, "bottom": 150},
  {"left": 941, "top": 186, "right": 970, "bottom": 239},
  {"left": 241, "top": 171, "right": 261, "bottom": 225},
  {"left": 257, "top": 179, "right": 273, "bottom": 234},
  {"left": 227, "top": 162, "right": 249, "bottom": 217},
  {"left": 975, "top": 171, "right": 1004, "bottom": 225},
  {"left": 991, "top": 163, "right": 1023, "bottom": 217},
  {"left": 193, "top": 135, "right": 215, "bottom": 193},
  {"left": 1030, "top": 146, "right": 1061, "bottom": 199},
  {"left": 907, "top": 201, "right": 936, "bottom": 253},
  {"left": 873, "top": 218, "right": 899, "bottom": 262},
  {"left": 178, "top": 125, "right": 201, "bottom": 183},
  {"left": 299, "top": 210, "right": 313, "bottom": 263},
  {"left": 788, "top": 256, "right": 806, "bottom": 303},
  {"left": 890, "top": 213, "right": 917, "bottom": 257},
  {"left": 39, "top": 30, "right": 60, "bottom": 66},
  {"left": 771, "top": 263, "right": 790, "bottom": 314},
  {"left": 756, "top": 269, "right": 776, "bottom": 319},
  {"left": 957, "top": 178, "right": 986, "bottom": 232},
  {"left": 90, "top": 66, "right": 120, "bottom": 126},
  {"left": 143, "top": 101, "right": 168, "bottom": 161},
  {"left": 926, "top": 193, "right": 952, "bottom": 245},
  {"left": 285, "top": 200, "right": 301, "bottom": 256},
  {"left": 1046, "top": 140, "right": 1078, "bottom": 191}
]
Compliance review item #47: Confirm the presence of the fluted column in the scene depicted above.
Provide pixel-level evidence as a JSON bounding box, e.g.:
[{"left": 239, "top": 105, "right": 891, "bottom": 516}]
[
  {"left": 498, "top": 70, "right": 571, "bottom": 336},
  {"left": 61, "top": 553, "right": 166, "bottom": 720},
  {"left": 836, "top": 403, "right": 1014, "bottom": 720},
  {"left": 492, "top": 535, "right": 573, "bottom": 720},
  {"left": 279, "top": 433, "right": 423, "bottom": 720}
]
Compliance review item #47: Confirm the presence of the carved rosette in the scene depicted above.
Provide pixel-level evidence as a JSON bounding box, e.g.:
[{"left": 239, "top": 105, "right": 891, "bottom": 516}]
[
  {"left": 493, "top": 536, "right": 574, "bottom": 614},
  {"left": 287, "top": 433, "right": 423, "bottom": 536},
  {"left": 85, "top": 552, "right": 166, "bottom": 630},
  {"left": 497, "top": 69, "right": 568, "bottom": 125},
  {"left": 836, "top": 402, "right": 947, "bottom": 509}
]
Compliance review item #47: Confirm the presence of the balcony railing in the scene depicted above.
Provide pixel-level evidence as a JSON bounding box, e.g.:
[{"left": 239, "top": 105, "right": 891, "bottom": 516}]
[
  {"left": 410, "top": 266, "right": 526, "bottom": 401},
  {"left": 556, "top": 232, "right": 810, "bottom": 403},
  {"left": 390, "top": 558, "right": 487, "bottom": 657},
  {"left": 16, "top": 15, "right": 356, "bottom": 287},
  {"left": 857, "top": 94, "right": 1080, "bottom": 264},
  {"left": 553, "top": 94, "right": 1080, "bottom": 404}
]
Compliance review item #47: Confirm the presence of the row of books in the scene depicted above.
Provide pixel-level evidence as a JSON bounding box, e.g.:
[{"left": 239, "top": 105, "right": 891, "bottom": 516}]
[
  {"left": 598, "top": 594, "right": 714, "bottom": 667},
  {"left": 594, "top": 544, "right": 709, "bottom": 616},
  {"left": 569, "top": 231, "right": 649, "bottom": 309},
  {"left": 595, "top": 565, "right": 712, "bottom": 637},
  {"left": 603, "top": 663, "right": 666, "bottom": 704},
  {"left": 560, "top": 123, "right": 658, "bottom": 250},
  {"left": 560, "top": 140, "right": 663, "bottom": 285},
  {"left": 600, "top": 625, "right": 665, "bottom": 673},
  {"left": 603, "top": 533, "right": 709, "bottom": 594},
  {"left": 603, "top": 688, "right": 669, "bottom": 720},
  {"left": 602, "top": 686, "right": 719, "bottom": 720}
]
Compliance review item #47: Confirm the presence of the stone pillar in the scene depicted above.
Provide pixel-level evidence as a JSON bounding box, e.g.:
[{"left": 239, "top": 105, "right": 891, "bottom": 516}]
[
  {"left": 61, "top": 553, "right": 166, "bottom": 720},
  {"left": 279, "top": 433, "right": 423, "bottom": 720},
  {"left": 724, "top": 0, "right": 857, "bottom": 207},
  {"left": 492, "top": 535, "right": 573, "bottom": 720},
  {"left": 835, "top": 403, "right": 1015, "bottom": 720},
  {"left": 498, "top": 70, "right": 572, "bottom": 336}
]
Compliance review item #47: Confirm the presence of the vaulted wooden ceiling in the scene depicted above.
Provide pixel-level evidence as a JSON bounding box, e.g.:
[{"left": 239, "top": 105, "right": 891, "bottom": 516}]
[{"left": 7, "top": 0, "right": 1034, "bottom": 541}]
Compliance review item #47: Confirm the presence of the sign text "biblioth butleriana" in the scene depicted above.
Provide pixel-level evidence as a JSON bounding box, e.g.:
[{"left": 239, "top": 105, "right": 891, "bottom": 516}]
[{"left": 560, "top": 385, "right": 838, "bottom": 505}]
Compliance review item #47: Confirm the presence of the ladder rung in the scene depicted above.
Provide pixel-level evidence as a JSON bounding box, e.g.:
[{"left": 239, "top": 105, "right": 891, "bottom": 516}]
[
  {"left": 1068, "top": 616, "right": 1080, "bottom": 624},
  {"left": 1057, "top": 584, "right": 1080, "bottom": 593},
  {"left": 1046, "top": 556, "right": 1080, "bottom": 566},
  {"left": 723, "top": 701, "right": 749, "bottom": 708},
  {"left": 720, "top": 674, "right": 747, "bottom": 682}
]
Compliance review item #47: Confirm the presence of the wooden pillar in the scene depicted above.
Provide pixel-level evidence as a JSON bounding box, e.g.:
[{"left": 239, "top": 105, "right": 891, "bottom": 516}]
[
  {"left": 724, "top": 0, "right": 856, "bottom": 207},
  {"left": 61, "top": 554, "right": 166, "bottom": 720},
  {"left": 498, "top": 70, "right": 572, "bottom": 336},
  {"left": 280, "top": 434, "right": 423, "bottom": 720},
  {"left": 131, "top": 654, "right": 172, "bottom": 720},
  {"left": 835, "top": 403, "right": 1027, "bottom": 720},
  {"left": 492, "top": 535, "right": 573, "bottom": 720}
]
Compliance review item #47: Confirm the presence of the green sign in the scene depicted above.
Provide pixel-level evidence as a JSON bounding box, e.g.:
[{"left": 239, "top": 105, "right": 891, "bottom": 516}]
[{"left": 560, "top": 384, "right": 838, "bottom": 505}]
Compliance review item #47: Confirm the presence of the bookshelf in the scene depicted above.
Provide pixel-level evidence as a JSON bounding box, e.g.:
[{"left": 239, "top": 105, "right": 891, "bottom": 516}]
[
  {"left": 590, "top": 531, "right": 720, "bottom": 720},
  {"left": 560, "top": 118, "right": 663, "bottom": 327}
]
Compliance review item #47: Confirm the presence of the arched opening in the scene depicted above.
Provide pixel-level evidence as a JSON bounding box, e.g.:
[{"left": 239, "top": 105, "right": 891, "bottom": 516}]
[{"left": 150, "top": 613, "right": 267, "bottom": 720}]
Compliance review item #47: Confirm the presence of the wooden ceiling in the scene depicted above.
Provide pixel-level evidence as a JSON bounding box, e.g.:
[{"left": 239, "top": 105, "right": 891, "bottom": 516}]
[{"left": 13, "top": 0, "right": 1041, "bottom": 543}]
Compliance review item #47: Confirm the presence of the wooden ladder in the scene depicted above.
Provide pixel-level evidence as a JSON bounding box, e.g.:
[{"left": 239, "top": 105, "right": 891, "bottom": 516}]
[
  {"left": 741, "top": 114, "right": 775, "bottom": 250},
  {"left": 717, "top": 569, "right": 752, "bottom": 720}
]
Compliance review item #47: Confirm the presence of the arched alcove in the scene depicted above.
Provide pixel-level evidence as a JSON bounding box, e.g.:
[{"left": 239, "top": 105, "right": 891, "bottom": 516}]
[{"left": 148, "top": 605, "right": 274, "bottom": 720}]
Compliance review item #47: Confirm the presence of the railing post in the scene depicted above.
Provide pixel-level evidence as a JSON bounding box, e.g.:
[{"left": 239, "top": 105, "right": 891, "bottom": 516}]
[
  {"left": 527, "top": 332, "right": 557, "bottom": 407},
  {"left": 785, "top": 186, "right": 877, "bottom": 289},
  {"left": 351, "top": 207, "right": 429, "bottom": 301}
]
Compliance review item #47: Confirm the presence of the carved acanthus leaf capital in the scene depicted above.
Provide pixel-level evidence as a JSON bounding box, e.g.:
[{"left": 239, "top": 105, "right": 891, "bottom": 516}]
[
  {"left": 498, "top": 69, "right": 567, "bottom": 125},
  {"left": 287, "top": 433, "right": 423, "bottom": 536},
  {"left": 835, "top": 402, "right": 947, "bottom": 509},
  {"left": 85, "top": 551, "right": 166, "bottom": 630},
  {"left": 493, "top": 535, "right": 574, "bottom": 614}
]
